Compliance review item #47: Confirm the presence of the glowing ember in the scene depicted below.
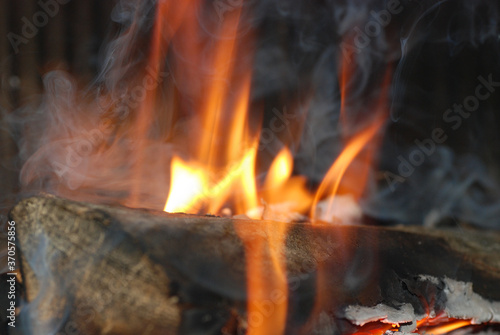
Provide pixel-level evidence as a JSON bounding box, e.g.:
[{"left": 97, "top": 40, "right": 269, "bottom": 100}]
[
  {"left": 421, "top": 319, "right": 472, "bottom": 335},
  {"left": 350, "top": 313, "right": 475, "bottom": 335}
]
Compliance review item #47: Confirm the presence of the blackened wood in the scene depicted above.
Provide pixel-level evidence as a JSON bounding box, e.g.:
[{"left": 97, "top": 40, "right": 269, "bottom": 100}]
[{"left": 9, "top": 195, "right": 500, "bottom": 335}]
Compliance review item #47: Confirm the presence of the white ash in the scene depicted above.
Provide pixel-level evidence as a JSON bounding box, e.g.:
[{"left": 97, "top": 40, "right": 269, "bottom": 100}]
[
  {"left": 345, "top": 303, "right": 417, "bottom": 327},
  {"left": 242, "top": 201, "right": 307, "bottom": 222},
  {"left": 315, "top": 194, "right": 363, "bottom": 224},
  {"left": 345, "top": 275, "right": 500, "bottom": 328},
  {"left": 442, "top": 277, "right": 500, "bottom": 324},
  {"left": 239, "top": 195, "right": 362, "bottom": 224}
]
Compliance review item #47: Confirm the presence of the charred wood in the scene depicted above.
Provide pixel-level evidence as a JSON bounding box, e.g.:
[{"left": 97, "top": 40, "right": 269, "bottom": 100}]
[{"left": 9, "top": 195, "right": 500, "bottom": 334}]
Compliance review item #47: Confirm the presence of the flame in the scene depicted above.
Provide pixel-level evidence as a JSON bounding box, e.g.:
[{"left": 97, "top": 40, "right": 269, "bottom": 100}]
[
  {"left": 161, "top": 1, "right": 260, "bottom": 215},
  {"left": 156, "top": 3, "right": 390, "bottom": 335},
  {"left": 417, "top": 313, "right": 473, "bottom": 335},
  {"left": 236, "top": 218, "right": 289, "bottom": 335},
  {"left": 128, "top": 0, "right": 197, "bottom": 207},
  {"left": 423, "top": 320, "right": 472, "bottom": 335},
  {"left": 311, "top": 64, "right": 391, "bottom": 222},
  {"left": 158, "top": 3, "right": 294, "bottom": 332},
  {"left": 266, "top": 148, "right": 293, "bottom": 188},
  {"left": 163, "top": 157, "right": 206, "bottom": 213},
  {"left": 352, "top": 313, "right": 475, "bottom": 335},
  {"left": 310, "top": 116, "right": 385, "bottom": 221},
  {"left": 261, "top": 148, "right": 313, "bottom": 216}
]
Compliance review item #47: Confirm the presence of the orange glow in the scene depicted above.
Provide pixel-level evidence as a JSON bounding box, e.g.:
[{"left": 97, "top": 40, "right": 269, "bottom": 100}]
[
  {"left": 160, "top": 2, "right": 260, "bottom": 216},
  {"left": 352, "top": 314, "right": 475, "bottom": 335},
  {"left": 310, "top": 64, "right": 391, "bottom": 221},
  {"left": 266, "top": 148, "right": 294, "bottom": 188},
  {"left": 128, "top": 0, "right": 199, "bottom": 207},
  {"left": 163, "top": 157, "right": 206, "bottom": 213},
  {"left": 310, "top": 115, "right": 385, "bottom": 221},
  {"left": 423, "top": 320, "right": 472, "bottom": 335},
  {"left": 261, "top": 148, "right": 313, "bottom": 215},
  {"left": 236, "top": 219, "right": 289, "bottom": 335},
  {"left": 155, "top": 3, "right": 391, "bottom": 335},
  {"left": 157, "top": 4, "right": 288, "bottom": 332}
]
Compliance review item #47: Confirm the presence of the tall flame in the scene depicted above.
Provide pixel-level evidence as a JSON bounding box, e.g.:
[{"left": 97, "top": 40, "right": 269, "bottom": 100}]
[
  {"left": 311, "top": 63, "right": 391, "bottom": 222},
  {"left": 157, "top": 2, "right": 390, "bottom": 335},
  {"left": 162, "top": 1, "right": 259, "bottom": 215}
]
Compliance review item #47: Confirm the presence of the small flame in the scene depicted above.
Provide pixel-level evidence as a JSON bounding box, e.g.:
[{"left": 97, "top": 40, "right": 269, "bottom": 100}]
[
  {"left": 163, "top": 157, "right": 206, "bottom": 213},
  {"left": 261, "top": 148, "right": 313, "bottom": 216},
  {"left": 352, "top": 313, "right": 475, "bottom": 335},
  {"left": 236, "top": 219, "right": 289, "bottom": 335},
  {"left": 311, "top": 64, "right": 391, "bottom": 222},
  {"left": 266, "top": 148, "right": 293, "bottom": 188},
  {"left": 423, "top": 320, "right": 472, "bottom": 335},
  {"left": 310, "top": 116, "right": 385, "bottom": 221}
]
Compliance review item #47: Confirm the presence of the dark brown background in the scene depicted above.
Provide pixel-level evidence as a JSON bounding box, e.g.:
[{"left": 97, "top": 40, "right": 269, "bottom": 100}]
[{"left": 0, "top": 0, "right": 117, "bottom": 221}]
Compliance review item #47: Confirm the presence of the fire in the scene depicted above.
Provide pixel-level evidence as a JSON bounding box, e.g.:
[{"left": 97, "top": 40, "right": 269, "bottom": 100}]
[
  {"left": 154, "top": 3, "right": 289, "bottom": 332},
  {"left": 261, "top": 148, "right": 313, "bottom": 217},
  {"left": 161, "top": 0, "right": 260, "bottom": 215},
  {"left": 156, "top": 0, "right": 390, "bottom": 333},
  {"left": 417, "top": 313, "right": 473, "bottom": 335},
  {"left": 423, "top": 320, "right": 472, "bottom": 335},
  {"left": 163, "top": 157, "right": 206, "bottom": 213},
  {"left": 351, "top": 312, "right": 475, "bottom": 335},
  {"left": 310, "top": 116, "right": 385, "bottom": 221},
  {"left": 311, "top": 63, "right": 391, "bottom": 222},
  {"left": 235, "top": 218, "right": 289, "bottom": 334}
]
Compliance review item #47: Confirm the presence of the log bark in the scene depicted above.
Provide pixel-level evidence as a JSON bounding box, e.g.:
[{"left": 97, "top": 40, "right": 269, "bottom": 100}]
[{"left": 9, "top": 195, "right": 500, "bottom": 335}]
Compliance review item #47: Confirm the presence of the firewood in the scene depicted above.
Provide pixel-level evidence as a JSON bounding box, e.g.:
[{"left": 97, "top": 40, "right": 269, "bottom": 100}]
[{"left": 9, "top": 195, "right": 500, "bottom": 334}]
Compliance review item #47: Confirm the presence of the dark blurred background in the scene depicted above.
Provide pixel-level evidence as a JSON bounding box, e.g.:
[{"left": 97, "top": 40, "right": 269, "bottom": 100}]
[{"left": 0, "top": 0, "right": 117, "bottom": 221}]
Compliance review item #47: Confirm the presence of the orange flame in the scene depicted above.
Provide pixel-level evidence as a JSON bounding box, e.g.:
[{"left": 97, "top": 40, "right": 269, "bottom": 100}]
[
  {"left": 423, "top": 320, "right": 472, "bottom": 335},
  {"left": 260, "top": 148, "right": 313, "bottom": 217},
  {"left": 311, "top": 64, "right": 391, "bottom": 222},
  {"left": 235, "top": 218, "right": 289, "bottom": 335},
  {"left": 158, "top": 3, "right": 390, "bottom": 335},
  {"left": 156, "top": 5, "right": 289, "bottom": 332},
  {"left": 128, "top": 0, "right": 198, "bottom": 207},
  {"left": 162, "top": 2, "right": 259, "bottom": 215},
  {"left": 352, "top": 313, "right": 475, "bottom": 335}
]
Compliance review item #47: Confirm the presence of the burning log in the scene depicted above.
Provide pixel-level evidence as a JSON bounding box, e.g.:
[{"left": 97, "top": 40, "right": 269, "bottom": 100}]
[{"left": 9, "top": 195, "right": 500, "bottom": 334}]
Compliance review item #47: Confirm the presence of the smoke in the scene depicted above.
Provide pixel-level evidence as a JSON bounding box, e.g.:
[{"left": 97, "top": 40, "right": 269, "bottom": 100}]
[
  {"left": 16, "top": 234, "right": 71, "bottom": 335},
  {"left": 363, "top": 146, "right": 500, "bottom": 228},
  {"left": 3, "top": 0, "right": 500, "bottom": 228}
]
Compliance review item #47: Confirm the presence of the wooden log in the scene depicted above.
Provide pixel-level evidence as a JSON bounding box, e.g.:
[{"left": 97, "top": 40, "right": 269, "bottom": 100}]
[{"left": 9, "top": 195, "right": 500, "bottom": 335}]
